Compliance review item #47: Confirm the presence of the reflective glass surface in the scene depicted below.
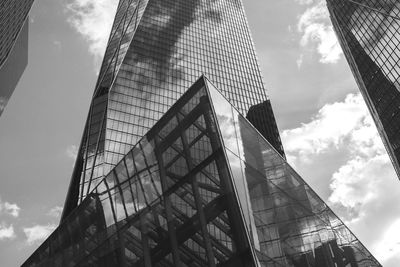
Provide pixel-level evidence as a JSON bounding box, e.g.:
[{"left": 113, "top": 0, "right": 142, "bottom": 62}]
[
  {"left": 25, "top": 77, "right": 260, "bottom": 267},
  {"left": 0, "top": 0, "right": 34, "bottom": 116},
  {"left": 327, "top": 0, "right": 400, "bottom": 179},
  {"left": 65, "top": 0, "right": 284, "bottom": 216},
  {"left": 0, "top": 0, "right": 34, "bottom": 66},
  {"left": 28, "top": 77, "right": 380, "bottom": 266},
  {"left": 206, "top": 78, "right": 381, "bottom": 266}
]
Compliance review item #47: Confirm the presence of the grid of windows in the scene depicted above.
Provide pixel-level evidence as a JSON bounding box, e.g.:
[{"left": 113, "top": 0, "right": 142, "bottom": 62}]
[
  {"left": 25, "top": 78, "right": 259, "bottom": 267},
  {"left": 25, "top": 77, "right": 380, "bottom": 267},
  {"left": 65, "top": 0, "right": 284, "bottom": 212},
  {"left": 327, "top": 0, "right": 400, "bottom": 179},
  {"left": 0, "top": 0, "right": 34, "bottom": 116},
  {"left": 0, "top": 0, "right": 34, "bottom": 67}
]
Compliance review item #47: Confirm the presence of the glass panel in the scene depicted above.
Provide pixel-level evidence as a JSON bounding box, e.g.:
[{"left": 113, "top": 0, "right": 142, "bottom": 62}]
[
  {"left": 327, "top": 0, "right": 400, "bottom": 177},
  {"left": 25, "top": 78, "right": 258, "bottom": 267},
  {"left": 208, "top": 78, "right": 381, "bottom": 266}
]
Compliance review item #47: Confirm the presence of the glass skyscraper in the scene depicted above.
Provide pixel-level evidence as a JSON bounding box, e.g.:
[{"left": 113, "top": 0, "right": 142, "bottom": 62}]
[
  {"left": 327, "top": 0, "right": 400, "bottom": 179},
  {"left": 23, "top": 0, "right": 380, "bottom": 266},
  {"left": 0, "top": 0, "right": 34, "bottom": 116},
  {"left": 24, "top": 77, "right": 380, "bottom": 266},
  {"left": 62, "top": 0, "right": 284, "bottom": 217}
]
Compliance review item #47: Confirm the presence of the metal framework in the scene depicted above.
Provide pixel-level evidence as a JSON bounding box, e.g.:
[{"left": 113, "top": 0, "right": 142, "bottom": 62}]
[
  {"left": 62, "top": 0, "right": 286, "bottom": 220},
  {"left": 343, "top": 0, "right": 400, "bottom": 21},
  {"left": 23, "top": 77, "right": 381, "bottom": 267}
]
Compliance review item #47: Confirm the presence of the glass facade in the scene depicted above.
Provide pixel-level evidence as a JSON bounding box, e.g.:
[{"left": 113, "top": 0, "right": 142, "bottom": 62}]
[
  {"left": 327, "top": 0, "right": 400, "bottom": 179},
  {"left": 0, "top": 0, "right": 33, "bottom": 66},
  {"left": 0, "top": 0, "right": 34, "bottom": 116},
  {"left": 24, "top": 77, "right": 380, "bottom": 267},
  {"left": 63, "top": 0, "right": 284, "bottom": 218},
  {"left": 207, "top": 78, "right": 379, "bottom": 266}
]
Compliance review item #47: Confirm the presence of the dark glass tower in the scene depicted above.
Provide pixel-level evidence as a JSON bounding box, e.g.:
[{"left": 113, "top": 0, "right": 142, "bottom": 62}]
[
  {"left": 0, "top": 0, "right": 34, "bottom": 116},
  {"left": 24, "top": 77, "right": 380, "bottom": 266},
  {"left": 327, "top": 0, "right": 400, "bottom": 179},
  {"left": 62, "top": 0, "right": 284, "bottom": 218}
]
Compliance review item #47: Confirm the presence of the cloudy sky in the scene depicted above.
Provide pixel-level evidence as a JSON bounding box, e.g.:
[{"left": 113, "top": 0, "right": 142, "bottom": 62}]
[{"left": 0, "top": 0, "right": 399, "bottom": 266}]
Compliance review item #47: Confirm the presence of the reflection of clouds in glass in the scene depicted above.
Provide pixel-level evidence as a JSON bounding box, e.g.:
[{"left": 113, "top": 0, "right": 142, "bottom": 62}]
[
  {"left": 350, "top": 2, "right": 400, "bottom": 88},
  {"left": 108, "top": 0, "right": 245, "bottom": 168},
  {"left": 95, "top": 0, "right": 269, "bottom": 212},
  {"left": 114, "top": 202, "right": 126, "bottom": 221},
  {"left": 208, "top": 82, "right": 376, "bottom": 262}
]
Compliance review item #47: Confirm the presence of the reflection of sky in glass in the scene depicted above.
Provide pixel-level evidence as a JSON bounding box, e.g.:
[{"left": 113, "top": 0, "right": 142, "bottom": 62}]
[
  {"left": 206, "top": 78, "right": 380, "bottom": 265},
  {"left": 27, "top": 76, "right": 380, "bottom": 266},
  {"left": 327, "top": 0, "right": 400, "bottom": 181},
  {"left": 70, "top": 0, "right": 279, "bottom": 210},
  {"left": 350, "top": 2, "right": 400, "bottom": 89},
  {"left": 105, "top": 0, "right": 269, "bottom": 174}
]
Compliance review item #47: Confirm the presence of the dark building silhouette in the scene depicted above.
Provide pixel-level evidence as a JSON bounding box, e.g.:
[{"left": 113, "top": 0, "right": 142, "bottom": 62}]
[
  {"left": 0, "top": 0, "right": 34, "bottom": 116},
  {"left": 327, "top": 0, "right": 400, "bottom": 179},
  {"left": 246, "top": 100, "right": 285, "bottom": 157}
]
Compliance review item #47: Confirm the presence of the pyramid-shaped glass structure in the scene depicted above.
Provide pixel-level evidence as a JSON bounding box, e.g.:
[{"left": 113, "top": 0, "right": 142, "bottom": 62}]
[
  {"left": 63, "top": 0, "right": 285, "bottom": 219},
  {"left": 23, "top": 77, "right": 380, "bottom": 267}
]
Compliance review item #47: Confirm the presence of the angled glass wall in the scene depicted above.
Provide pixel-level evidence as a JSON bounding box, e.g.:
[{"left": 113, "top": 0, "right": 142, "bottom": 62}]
[
  {"left": 207, "top": 78, "right": 381, "bottom": 266},
  {"left": 0, "top": 0, "right": 34, "bottom": 116},
  {"left": 0, "top": 0, "right": 34, "bottom": 67},
  {"left": 327, "top": 0, "right": 400, "bottom": 179},
  {"left": 24, "top": 77, "right": 260, "bottom": 267},
  {"left": 24, "top": 77, "right": 380, "bottom": 267},
  {"left": 63, "top": 0, "right": 285, "bottom": 218}
]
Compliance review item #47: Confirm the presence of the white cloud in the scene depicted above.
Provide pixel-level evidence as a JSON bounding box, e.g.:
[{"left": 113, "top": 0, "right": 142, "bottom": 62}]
[
  {"left": 0, "top": 223, "right": 16, "bottom": 240},
  {"left": 329, "top": 153, "right": 390, "bottom": 215},
  {"left": 66, "top": 145, "right": 78, "bottom": 160},
  {"left": 295, "top": 0, "right": 314, "bottom": 5},
  {"left": 23, "top": 224, "right": 57, "bottom": 245},
  {"left": 282, "top": 92, "right": 400, "bottom": 265},
  {"left": 3, "top": 203, "right": 20, "bottom": 218},
  {"left": 47, "top": 206, "right": 63, "bottom": 219},
  {"left": 282, "top": 93, "right": 368, "bottom": 162},
  {"left": 0, "top": 197, "right": 20, "bottom": 218},
  {"left": 282, "top": 93, "right": 392, "bottom": 213},
  {"left": 297, "top": 0, "right": 342, "bottom": 64},
  {"left": 65, "top": 0, "right": 118, "bottom": 60}
]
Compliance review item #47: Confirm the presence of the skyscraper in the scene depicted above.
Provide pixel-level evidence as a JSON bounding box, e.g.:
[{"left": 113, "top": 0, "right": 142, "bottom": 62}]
[
  {"left": 0, "top": 0, "right": 34, "bottom": 116},
  {"left": 61, "top": 0, "right": 284, "bottom": 218},
  {"left": 327, "top": 0, "right": 400, "bottom": 179},
  {"left": 23, "top": 0, "right": 380, "bottom": 266},
  {"left": 24, "top": 76, "right": 380, "bottom": 266}
]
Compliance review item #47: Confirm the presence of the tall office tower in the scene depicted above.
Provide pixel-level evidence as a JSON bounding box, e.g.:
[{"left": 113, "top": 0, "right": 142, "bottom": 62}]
[
  {"left": 0, "top": 0, "right": 34, "bottom": 116},
  {"left": 24, "top": 77, "right": 380, "bottom": 266},
  {"left": 327, "top": 0, "right": 400, "bottom": 179},
  {"left": 62, "top": 0, "right": 285, "bottom": 218}
]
